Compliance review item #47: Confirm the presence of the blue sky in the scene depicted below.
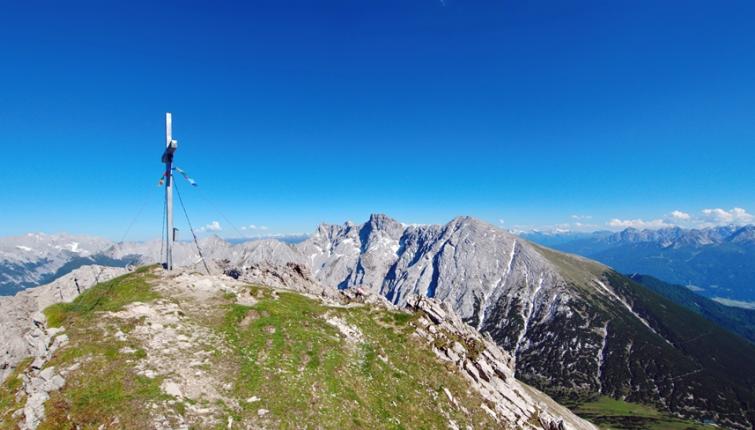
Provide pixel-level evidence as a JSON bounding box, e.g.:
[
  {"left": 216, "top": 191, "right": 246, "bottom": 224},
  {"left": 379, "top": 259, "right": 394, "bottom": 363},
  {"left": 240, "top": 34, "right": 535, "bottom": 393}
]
[{"left": 1, "top": 0, "right": 754, "bottom": 240}]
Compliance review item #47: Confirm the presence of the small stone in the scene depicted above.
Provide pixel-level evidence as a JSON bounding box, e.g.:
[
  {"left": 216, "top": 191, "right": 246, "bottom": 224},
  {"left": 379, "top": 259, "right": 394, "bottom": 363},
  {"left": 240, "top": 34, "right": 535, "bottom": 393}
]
[
  {"left": 474, "top": 360, "right": 494, "bottom": 382},
  {"left": 257, "top": 408, "right": 269, "bottom": 417},
  {"left": 443, "top": 387, "right": 456, "bottom": 404},
  {"left": 162, "top": 381, "right": 183, "bottom": 397},
  {"left": 31, "top": 357, "right": 46, "bottom": 370},
  {"left": 445, "top": 348, "right": 460, "bottom": 362},
  {"left": 452, "top": 342, "right": 466, "bottom": 357},
  {"left": 31, "top": 312, "right": 46, "bottom": 328},
  {"left": 246, "top": 396, "right": 260, "bottom": 403},
  {"left": 464, "top": 360, "right": 481, "bottom": 382},
  {"left": 38, "top": 367, "right": 55, "bottom": 381},
  {"left": 48, "top": 375, "right": 65, "bottom": 391}
]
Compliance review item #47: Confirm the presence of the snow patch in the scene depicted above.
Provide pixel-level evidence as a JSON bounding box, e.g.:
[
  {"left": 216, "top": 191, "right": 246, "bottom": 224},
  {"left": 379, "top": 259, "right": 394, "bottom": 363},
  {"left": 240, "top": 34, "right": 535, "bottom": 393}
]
[
  {"left": 595, "top": 322, "right": 609, "bottom": 393},
  {"left": 514, "top": 274, "right": 543, "bottom": 355},
  {"left": 594, "top": 279, "right": 672, "bottom": 346},
  {"left": 477, "top": 241, "right": 517, "bottom": 330}
]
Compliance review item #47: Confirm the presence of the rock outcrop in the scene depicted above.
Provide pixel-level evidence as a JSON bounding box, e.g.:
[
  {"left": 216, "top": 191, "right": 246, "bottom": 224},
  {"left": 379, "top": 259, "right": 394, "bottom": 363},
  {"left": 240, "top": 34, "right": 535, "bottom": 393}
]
[
  {"left": 292, "top": 215, "right": 755, "bottom": 429},
  {"left": 1, "top": 265, "right": 127, "bottom": 382},
  {"left": 1, "top": 266, "right": 601, "bottom": 429},
  {"left": 406, "top": 295, "right": 596, "bottom": 430},
  {"left": 0, "top": 265, "right": 128, "bottom": 428}
]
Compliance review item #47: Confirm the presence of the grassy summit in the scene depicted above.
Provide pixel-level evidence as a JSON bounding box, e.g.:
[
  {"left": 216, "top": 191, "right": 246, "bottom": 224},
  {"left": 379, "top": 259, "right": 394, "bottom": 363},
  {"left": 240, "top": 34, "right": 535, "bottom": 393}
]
[
  {"left": 220, "top": 287, "right": 496, "bottom": 428},
  {"left": 2, "top": 265, "right": 718, "bottom": 430},
  {"left": 27, "top": 267, "right": 502, "bottom": 429}
]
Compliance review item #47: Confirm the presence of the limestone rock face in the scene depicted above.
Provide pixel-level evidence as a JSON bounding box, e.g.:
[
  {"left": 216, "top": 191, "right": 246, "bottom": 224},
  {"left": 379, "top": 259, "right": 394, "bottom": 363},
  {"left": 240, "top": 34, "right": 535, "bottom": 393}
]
[
  {"left": 0, "top": 265, "right": 127, "bottom": 382},
  {"left": 291, "top": 215, "right": 755, "bottom": 429},
  {"left": 0, "top": 265, "right": 126, "bottom": 429},
  {"left": 405, "top": 295, "right": 597, "bottom": 430},
  {"left": 299, "top": 215, "right": 566, "bottom": 325}
]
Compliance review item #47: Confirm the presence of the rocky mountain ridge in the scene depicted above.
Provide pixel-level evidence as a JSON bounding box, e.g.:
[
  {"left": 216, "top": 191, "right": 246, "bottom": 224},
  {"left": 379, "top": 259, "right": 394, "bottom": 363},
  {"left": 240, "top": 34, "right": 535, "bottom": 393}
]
[
  {"left": 0, "top": 265, "right": 597, "bottom": 430},
  {"left": 3, "top": 215, "right": 754, "bottom": 428},
  {"left": 296, "top": 215, "right": 755, "bottom": 429},
  {"left": 405, "top": 295, "right": 595, "bottom": 430}
]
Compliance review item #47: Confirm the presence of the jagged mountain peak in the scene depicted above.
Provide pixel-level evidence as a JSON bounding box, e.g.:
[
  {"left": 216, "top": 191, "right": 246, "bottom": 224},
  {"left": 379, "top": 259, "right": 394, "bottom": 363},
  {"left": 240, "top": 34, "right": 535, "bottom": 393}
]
[
  {"left": 366, "top": 212, "right": 400, "bottom": 226},
  {"left": 360, "top": 213, "right": 404, "bottom": 243},
  {"left": 198, "top": 234, "right": 229, "bottom": 248},
  {"left": 295, "top": 215, "right": 755, "bottom": 429}
]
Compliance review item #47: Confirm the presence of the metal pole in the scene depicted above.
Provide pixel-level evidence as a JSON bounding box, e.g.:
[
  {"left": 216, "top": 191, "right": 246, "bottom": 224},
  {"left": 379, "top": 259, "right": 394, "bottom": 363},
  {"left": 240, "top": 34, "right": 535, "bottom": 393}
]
[{"left": 165, "top": 113, "right": 174, "bottom": 270}]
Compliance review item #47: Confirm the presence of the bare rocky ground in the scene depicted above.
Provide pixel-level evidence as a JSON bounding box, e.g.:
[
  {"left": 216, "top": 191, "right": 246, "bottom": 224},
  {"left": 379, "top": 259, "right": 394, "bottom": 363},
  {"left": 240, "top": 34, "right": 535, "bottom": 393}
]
[
  {"left": 405, "top": 296, "right": 595, "bottom": 430},
  {"left": 0, "top": 265, "right": 128, "bottom": 381},
  {"left": 0, "top": 265, "right": 128, "bottom": 429},
  {"left": 1, "top": 265, "right": 597, "bottom": 430}
]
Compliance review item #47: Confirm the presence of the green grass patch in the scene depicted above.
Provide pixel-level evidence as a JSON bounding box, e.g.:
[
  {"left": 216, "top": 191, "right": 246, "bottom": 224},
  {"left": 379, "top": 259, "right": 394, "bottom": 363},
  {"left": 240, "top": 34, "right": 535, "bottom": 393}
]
[
  {"left": 35, "top": 266, "right": 171, "bottom": 429},
  {"left": 219, "top": 287, "right": 500, "bottom": 429},
  {"left": 45, "top": 266, "right": 159, "bottom": 328},
  {"left": 573, "top": 396, "right": 715, "bottom": 430},
  {"left": 0, "top": 357, "right": 32, "bottom": 428},
  {"left": 40, "top": 357, "right": 167, "bottom": 430}
]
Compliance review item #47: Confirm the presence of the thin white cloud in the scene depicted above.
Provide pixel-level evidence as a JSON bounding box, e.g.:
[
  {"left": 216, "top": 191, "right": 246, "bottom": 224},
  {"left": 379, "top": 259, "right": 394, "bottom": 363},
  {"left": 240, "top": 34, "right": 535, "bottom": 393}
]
[
  {"left": 198, "top": 221, "right": 222, "bottom": 232},
  {"left": 607, "top": 218, "right": 673, "bottom": 229},
  {"left": 700, "top": 207, "right": 753, "bottom": 225},
  {"left": 498, "top": 219, "right": 505, "bottom": 225},
  {"left": 571, "top": 215, "right": 592, "bottom": 220},
  {"left": 670, "top": 210, "right": 691, "bottom": 220},
  {"left": 607, "top": 207, "right": 753, "bottom": 230},
  {"left": 241, "top": 224, "right": 269, "bottom": 231}
]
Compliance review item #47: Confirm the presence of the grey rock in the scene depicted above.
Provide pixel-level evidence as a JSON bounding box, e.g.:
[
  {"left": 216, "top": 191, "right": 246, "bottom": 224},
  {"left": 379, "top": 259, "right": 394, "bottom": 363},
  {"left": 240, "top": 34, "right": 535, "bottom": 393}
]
[
  {"left": 1, "top": 265, "right": 127, "bottom": 382},
  {"left": 405, "top": 294, "right": 596, "bottom": 430}
]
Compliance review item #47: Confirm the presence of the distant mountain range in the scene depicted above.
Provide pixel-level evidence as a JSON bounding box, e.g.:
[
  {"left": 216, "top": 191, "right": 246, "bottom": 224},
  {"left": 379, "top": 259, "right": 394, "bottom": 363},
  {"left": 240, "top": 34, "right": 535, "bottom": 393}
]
[
  {"left": 0, "top": 233, "right": 117, "bottom": 295},
  {"left": 0, "top": 233, "right": 307, "bottom": 296},
  {"left": 521, "top": 225, "right": 755, "bottom": 307},
  {"left": 2, "top": 216, "right": 754, "bottom": 428}
]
